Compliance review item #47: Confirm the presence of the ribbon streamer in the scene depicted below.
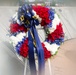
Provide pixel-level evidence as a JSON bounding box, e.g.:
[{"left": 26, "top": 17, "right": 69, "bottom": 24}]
[
  {"left": 33, "top": 26, "right": 45, "bottom": 75},
  {"left": 28, "top": 25, "right": 45, "bottom": 75},
  {"left": 28, "top": 27, "right": 37, "bottom": 75}
]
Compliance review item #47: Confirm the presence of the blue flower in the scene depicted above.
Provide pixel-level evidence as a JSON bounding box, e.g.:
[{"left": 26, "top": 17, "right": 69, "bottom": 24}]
[
  {"left": 45, "top": 36, "right": 64, "bottom": 45},
  {"left": 45, "top": 39, "right": 52, "bottom": 43},
  {"left": 15, "top": 36, "right": 26, "bottom": 54},
  {"left": 47, "top": 22, "right": 52, "bottom": 27},
  {"left": 49, "top": 8, "right": 55, "bottom": 20},
  {"left": 47, "top": 8, "right": 55, "bottom": 28}
]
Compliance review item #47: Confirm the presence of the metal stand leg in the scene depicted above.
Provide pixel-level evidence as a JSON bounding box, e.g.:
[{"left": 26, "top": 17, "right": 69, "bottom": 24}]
[
  {"left": 24, "top": 58, "right": 28, "bottom": 75},
  {"left": 48, "top": 59, "right": 52, "bottom": 75}
]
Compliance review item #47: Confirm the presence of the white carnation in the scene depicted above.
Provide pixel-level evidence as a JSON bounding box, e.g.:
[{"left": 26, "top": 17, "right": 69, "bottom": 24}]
[
  {"left": 17, "top": 19, "right": 21, "bottom": 25},
  {"left": 44, "top": 42, "right": 59, "bottom": 55},
  {"left": 12, "top": 12, "right": 18, "bottom": 21},
  {"left": 10, "top": 32, "right": 26, "bottom": 46},
  {"left": 48, "top": 28, "right": 55, "bottom": 33},
  {"left": 10, "top": 36, "right": 18, "bottom": 46},
  {"left": 12, "top": 12, "right": 21, "bottom": 25},
  {"left": 16, "top": 32, "right": 26, "bottom": 41},
  {"left": 52, "top": 14, "right": 60, "bottom": 29}
]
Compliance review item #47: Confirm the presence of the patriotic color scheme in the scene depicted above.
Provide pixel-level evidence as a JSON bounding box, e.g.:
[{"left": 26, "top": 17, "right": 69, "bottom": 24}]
[{"left": 9, "top": 4, "right": 64, "bottom": 75}]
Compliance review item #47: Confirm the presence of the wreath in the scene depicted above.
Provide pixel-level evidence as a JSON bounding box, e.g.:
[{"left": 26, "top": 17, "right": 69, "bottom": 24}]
[
  {"left": 9, "top": 4, "right": 64, "bottom": 75},
  {"left": 10, "top": 4, "right": 64, "bottom": 59}
]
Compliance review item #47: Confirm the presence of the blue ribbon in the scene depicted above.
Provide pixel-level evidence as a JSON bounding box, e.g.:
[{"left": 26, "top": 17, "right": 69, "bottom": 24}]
[
  {"left": 28, "top": 25, "right": 45, "bottom": 75},
  {"left": 33, "top": 26, "right": 45, "bottom": 75},
  {"left": 28, "top": 27, "right": 37, "bottom": 75}
]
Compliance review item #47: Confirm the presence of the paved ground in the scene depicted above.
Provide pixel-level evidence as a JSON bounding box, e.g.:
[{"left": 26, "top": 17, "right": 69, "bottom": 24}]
[
  {"left": 0, "top": 6, "right": 76, "bottom": 75},
  {"left": 51, "top": 38, "right": 76, "bottom": 75}
]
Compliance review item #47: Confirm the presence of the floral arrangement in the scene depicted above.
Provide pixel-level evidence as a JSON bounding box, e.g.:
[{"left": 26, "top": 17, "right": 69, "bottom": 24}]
[{"left": 9, "top": 4, "right": 64, "bottom": 75}]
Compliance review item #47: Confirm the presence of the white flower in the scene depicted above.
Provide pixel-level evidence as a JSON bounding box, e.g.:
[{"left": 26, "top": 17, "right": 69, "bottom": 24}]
[
  {"left": 12, "top": 12, "right": 18, "bottom": 21},
  {"left": 17, "top": 19, "right": 21, "bottom": 25},
  {"left": 32, "top": 10, "right": 36, "bottom": 15},
  {"left": 16, "top": 32, "right": 26, "bottom": 41},
  {"left": 52, "top": 14, "right": 61, "bottom": 29},
  {"left": 32, "top": 4, "right": 35, "bottom": 6},
  {"left": 44, "top": 42, "right": 60, "bottom": 55},
  {"left": 10, "top": 36, "right": 18, "bottom": 46},
  {"left": 37, "top": 4, "right": 41, "bottom": 5},
  {"left": 10, "top": 32, "right": 26, "bottom": 46},
  {"left": 48, "top": 28, "right": 55, "bottom": 33},
  {"left": 12, "top": 12, "right": 21, "bottom": 25}
]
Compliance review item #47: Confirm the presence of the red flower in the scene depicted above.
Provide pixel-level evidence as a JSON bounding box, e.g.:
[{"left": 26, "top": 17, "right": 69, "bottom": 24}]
[
  {"left": 10, "top": 23, "right": 27, "bottom": 33},
  {"left": 20, "top": 38, "right": 29, "bottom": 57},
  {"left": 42, "top": 43, "right": 52, "bottom": 59},
  {"left": 19, "top": 40, "right": 52, "bottom": 58},
  {"left": 33, "top": 5, "right": 51, "bottom": 26},
  {"left": 47, "top": 23, "right": 64, "bottom": 42}
]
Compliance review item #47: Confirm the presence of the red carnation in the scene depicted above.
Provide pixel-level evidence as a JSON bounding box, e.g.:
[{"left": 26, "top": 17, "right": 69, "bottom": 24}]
[
  {"left": 33, "top": 5, "right": 51, "bottom": 26},
  {"left": 20, "top": 38, "right": 29, "bottom": 57},
  {"left": 47, "top": 23, "right": 64, "bottom": 42},
  {"left": 10, "top": 23, "right": 27, "bottom": 33},
  {"left": 42, "top": 43, "right": 52, "bottom": 59}
]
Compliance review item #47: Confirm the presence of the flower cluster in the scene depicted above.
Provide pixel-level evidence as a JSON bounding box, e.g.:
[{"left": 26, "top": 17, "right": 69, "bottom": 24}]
[
  {"left": 10, "top": 23, "right": 27, "bottom": 34},
  {"left": 10, "top": 32, "right": 26, "bottom": 46},
  {"left": 49, "top": 8, "right": 55, "bottom": 20},
  {"left": 33, "top": 5, "right": 51, "bottom": 26},
  {"left": 15, "top": 36, "right": 25, "bottom": 54},
  {"left": 20, "top": 38, "right": 29, "bottom": 57},
  {"left": 47, "top": 8, "right": 55, "bottom": 27},
  {"left": 47, "top": 23, "right": 64, "bottom": 43},
  {"left": 42, "top": 43, "right": 52, "bottom": 59},
  {"left": 43, "top": 42, "right": 59, "bottom": 55}
]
